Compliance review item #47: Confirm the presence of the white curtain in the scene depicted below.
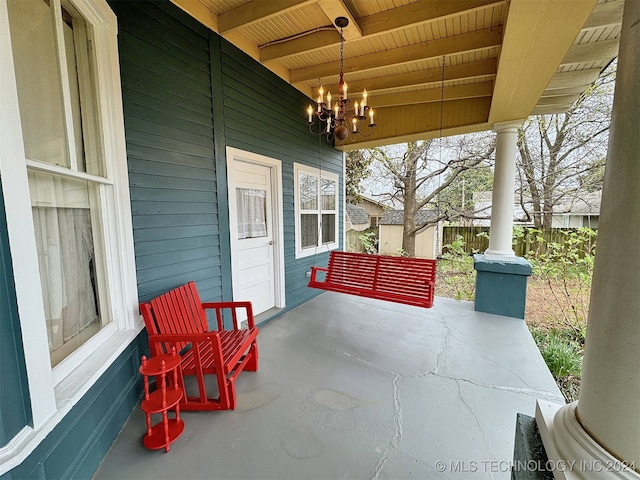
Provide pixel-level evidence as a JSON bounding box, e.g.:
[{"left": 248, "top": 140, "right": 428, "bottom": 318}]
[
  {"left": 236, "top": 188, "right": 267, "bottom": 239},
  {"left": 32, "top": 207, "right": 99, "bottom": 352}
]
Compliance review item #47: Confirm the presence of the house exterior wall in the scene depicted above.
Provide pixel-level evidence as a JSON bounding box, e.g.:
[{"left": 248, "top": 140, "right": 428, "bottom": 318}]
[
  {"left": 218, "top": 35, "right": 343, "bottom": 310},
  {"left": 1, "top": 0, "right": 342, "bottom": 477},
  {"left": 117, "top": 0, "right": 342, "bottom": 306},
  {"left": 379, "top": 224, "right": 439, "bottom": 259},
  {"left": 359, "top": 198, "right": 385, "bottom": 227},
  {"left": 117, "top": 1, "right": 224, "bottom": 302},
  {"left": 552, "top": 214, "right": 599, "bottom": 229},
  {"left": 5, "top": 334, "right": 147, "bottom": 480},
  {"left": 0, "top": 188, "right": 31, "bottom": 450}
]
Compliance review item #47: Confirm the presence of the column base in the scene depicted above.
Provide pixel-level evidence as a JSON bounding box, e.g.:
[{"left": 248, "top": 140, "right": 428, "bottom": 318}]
[
  {"left": 484, "top": 247, "right": 516, "bottom": 259},
  {"left": 473, "top": 254, "right": 532, "bottom": 319},
  {"left": 536, "top": 400, "right": 640, "bottom": 479}
]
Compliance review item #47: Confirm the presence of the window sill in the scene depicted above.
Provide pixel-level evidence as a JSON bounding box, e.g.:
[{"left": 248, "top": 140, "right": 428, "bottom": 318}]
[
  {"left": 295, "top": 244, "right": 339, "bottom": 260},
  {"left": 0, "top": 320, "right": 144, "bottom": 476}
]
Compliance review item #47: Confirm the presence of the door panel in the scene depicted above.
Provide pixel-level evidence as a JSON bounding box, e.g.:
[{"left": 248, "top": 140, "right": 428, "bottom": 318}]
[{"left": 228, "top": 159, "right": 276, "bottom": 316}]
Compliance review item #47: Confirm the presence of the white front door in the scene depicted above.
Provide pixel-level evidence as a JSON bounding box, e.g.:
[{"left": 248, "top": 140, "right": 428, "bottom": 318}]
[{"left": 228, "top": 152, "right": 282, "bottom": 317}]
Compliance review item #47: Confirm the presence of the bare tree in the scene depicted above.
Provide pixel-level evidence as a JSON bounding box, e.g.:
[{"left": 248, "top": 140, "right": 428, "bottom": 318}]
[
  {"left": 516, "top": 62, "right": 615, "bottom": 230},
  {"left": 345, "top": 149, "right": 372, "bottom": 203},
  {"left": 365, "top": 134, "right": 495, "bottom": 256}
]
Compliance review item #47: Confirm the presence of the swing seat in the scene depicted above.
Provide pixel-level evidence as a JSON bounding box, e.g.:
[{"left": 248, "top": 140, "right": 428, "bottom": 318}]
[{"left": 308, "top": 251, "right": 436, "bottom": 308}]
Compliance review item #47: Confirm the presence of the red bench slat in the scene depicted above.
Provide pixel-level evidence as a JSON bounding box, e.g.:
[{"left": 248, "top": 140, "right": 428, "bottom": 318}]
[
  {"left": 140, "top": 282, "right": 259, "bottom": 411},
  {"left": 308, "top": 251, "right": 436, "bottom": 308}
]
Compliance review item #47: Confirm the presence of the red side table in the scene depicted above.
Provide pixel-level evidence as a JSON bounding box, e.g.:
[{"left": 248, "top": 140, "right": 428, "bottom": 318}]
[{"left": 139, "top": 348, "right": 184, "bottom": 452}]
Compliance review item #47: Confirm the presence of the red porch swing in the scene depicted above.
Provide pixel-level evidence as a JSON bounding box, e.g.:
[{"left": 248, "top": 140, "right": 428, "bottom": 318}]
[{"left": 308, "top": 251, "right": 436, "bottom": 308}]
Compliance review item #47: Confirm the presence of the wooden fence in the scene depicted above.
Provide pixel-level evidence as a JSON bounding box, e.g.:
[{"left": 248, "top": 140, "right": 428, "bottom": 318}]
[{"left": 442, "top": 226, "right": 596, "bottom": 257}]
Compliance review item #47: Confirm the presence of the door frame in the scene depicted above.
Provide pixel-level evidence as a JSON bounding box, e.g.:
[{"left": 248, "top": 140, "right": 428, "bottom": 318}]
[{"left": 226, "top": 147, "right": 285, "bottom": 311}]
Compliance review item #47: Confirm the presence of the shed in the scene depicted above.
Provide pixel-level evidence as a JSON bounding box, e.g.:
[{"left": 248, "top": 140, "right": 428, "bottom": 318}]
[{"left": 378, "top": 210, "right": 443, "bottom": 259}]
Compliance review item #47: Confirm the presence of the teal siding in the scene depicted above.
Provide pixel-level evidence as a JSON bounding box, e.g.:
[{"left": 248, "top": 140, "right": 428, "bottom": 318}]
[
  {"left": 117, "top": 0, "right": 343, "bottom": 309},
  {"left": 4, "top": 0, "right": 344, "bottom": 476},
  {"left": 113, "top": 0, "right": 222, "bottom": 302},
  {"left": 0, "top": 186, "right": 31, "bottom": 448},
  {"left": 7, "top": 334, "right": 146, "bottom": 480},
  {"left": 219, "top": 39, "right": 344, "bottom": 310}
]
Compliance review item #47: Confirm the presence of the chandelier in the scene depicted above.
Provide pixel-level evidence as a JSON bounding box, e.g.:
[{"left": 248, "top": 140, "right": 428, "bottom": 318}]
[{"left": 306, "top": 17, "right": 376, "bottom": 143}]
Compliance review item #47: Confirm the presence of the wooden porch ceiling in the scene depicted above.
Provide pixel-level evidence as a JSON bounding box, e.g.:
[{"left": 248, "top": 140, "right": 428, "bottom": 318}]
[{"left": 172, "top": 0, "right": 623, "bottom": 151}]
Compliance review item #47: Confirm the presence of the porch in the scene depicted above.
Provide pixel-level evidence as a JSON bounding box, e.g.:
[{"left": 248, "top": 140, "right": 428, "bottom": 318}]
[{"left": 94, "top": 292, "right": 563, "bottom": 480}]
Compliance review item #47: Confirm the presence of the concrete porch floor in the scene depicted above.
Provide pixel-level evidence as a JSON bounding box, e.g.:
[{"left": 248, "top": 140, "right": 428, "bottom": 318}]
[{"left": 94, "top": 293, "right": 564, "bottom": 480}]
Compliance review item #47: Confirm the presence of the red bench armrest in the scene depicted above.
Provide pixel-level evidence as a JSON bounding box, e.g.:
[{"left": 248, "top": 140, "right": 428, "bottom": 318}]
[
  {"left": 309, "top": 266, "right": 329, "bottom": 284},
  {"left": 201, "top": 301, "right": 255, "bottom": 330}
]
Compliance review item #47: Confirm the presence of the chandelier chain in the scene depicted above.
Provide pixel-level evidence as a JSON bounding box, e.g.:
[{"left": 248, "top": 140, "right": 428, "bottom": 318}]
[
  {"left": 339, "top": 27, "right": 344, "bottom": 88},
  {"left": 439, "top": 55, "right": 445, "bottom": 138}
]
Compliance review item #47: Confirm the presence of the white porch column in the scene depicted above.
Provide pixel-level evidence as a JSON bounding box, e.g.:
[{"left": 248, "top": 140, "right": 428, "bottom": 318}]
[
  {"left": 485, "top": 120, "right": 523, "bottom": 259},
  {"left": 578, "top": 0, "right": 640, "bottom": 466},
  {"left": 537, "top": 0, "right": 640, "bottom": 477}
]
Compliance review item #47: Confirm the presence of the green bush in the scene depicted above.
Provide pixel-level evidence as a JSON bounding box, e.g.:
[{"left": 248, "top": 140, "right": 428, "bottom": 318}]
[
  {"left": 358, "top": 231, "right": 379, "bottom": 254},
  {"left": 440, "top": 234, "right": 476, "bottom": 300},
  {"left": 534, "top": 329, "right": 583, "bottom": 379},
  {"left": 526, "top": 227, "right": 595, "bottom": 341}
]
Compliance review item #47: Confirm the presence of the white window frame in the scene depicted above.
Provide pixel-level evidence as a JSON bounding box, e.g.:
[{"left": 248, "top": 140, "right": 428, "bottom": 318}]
[
  {"left": 0, "top": 0, "right": 140, "bottom": 473},
  {"left": 294, "top": 163, "right": 339, "bottom": 259}
]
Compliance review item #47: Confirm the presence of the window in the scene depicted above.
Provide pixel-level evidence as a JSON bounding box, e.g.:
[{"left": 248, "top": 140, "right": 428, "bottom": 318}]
[
  {"left": 3, "top": 0, "right": 137, "bottom": 397},
  {"left": 294, "top": 164, "right": 339, "bottom": 258},
  {"left": 0, "top": 0, "right": 137, "bottom": 462},
  {"left": 236, "top": 188, "right": 268, "bottom": 239},
  {"left": 8, "top": 0, "right": 112, "bottom": 368}
]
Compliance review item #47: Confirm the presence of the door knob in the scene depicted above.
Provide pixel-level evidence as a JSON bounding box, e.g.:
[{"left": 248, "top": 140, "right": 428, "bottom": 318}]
[{"left": 268, "top": 240, "right": 274, "bottom": 245}]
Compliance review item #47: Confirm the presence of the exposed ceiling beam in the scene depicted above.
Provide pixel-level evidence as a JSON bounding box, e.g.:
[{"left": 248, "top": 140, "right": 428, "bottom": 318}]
[
  {"left": 261, "top": 0, "right": 503, "bottom": 62},
  {"left": 356, "top": 0, "right": 503, "bottom": 36},
  {"left": 545, "top": 68, "right": 602, "bottom": 90},
  {"left": 290, "top": 27, "right": 503, "bottom": 83},
  {"left": 531, "top": 105, "right": 575, "bottom": 116},
  {"left": 488, "top": 0, "right": 597, "bottom": 124},
  {"left": 171, "top": 0, "right": 218, "bottom": 32},
  {"left": 316, "top": 0, "right": 361, "bottom": 40},
  {"left": 534, "top": 95, "right": 578, "bottom": 108},
  {"left": 583, "top": 0, "right": 625, "bottom": 28},
  {"left": 337, "top": 97, "right": 492, "bottom": 151},
  {"left": 261, "top": 29, "right": 340, "bottom": 62},
  {"left": 372, "top": 81, "right": 494, "bottom": 108},
  {"left": 314, "top": 59, "right": 497, "bottom": 96},
  {"left": 540, "top": 84, "right": 594, "bottom": 97},
  {"left": 561, "top": 39, "right": 619, "bottom": 65},
  {"left": 218, "top": 0, "right": 315, "bottom": 34}
]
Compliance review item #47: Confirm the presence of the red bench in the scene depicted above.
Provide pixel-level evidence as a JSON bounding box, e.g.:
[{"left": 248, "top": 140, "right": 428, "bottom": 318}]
[
  {"left": 140, "top": 281, "right": 258, "bottom": 411},
  {"left": 308, "top": 251, "right": 436, "bottom": 308}
]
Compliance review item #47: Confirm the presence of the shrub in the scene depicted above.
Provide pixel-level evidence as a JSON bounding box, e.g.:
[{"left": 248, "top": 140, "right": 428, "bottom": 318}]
[
  {"left": 359, "top": 231, "right": 379, "bottom": 254},
  {"left": 439, "top": 234, "right": 475, "bottom": 300},
  {"left": 526, "top": 228, "right": 596, "bottom": 341},
  {"left": 534, "top": 329, "right": 582, "bottom": 379}
]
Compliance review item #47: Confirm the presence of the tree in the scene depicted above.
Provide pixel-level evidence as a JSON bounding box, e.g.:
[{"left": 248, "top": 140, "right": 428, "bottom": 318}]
[
  {"left": 438, "top": 166, "right": 494, "bottom": 223},
  {"left": 577, "top": 155, "right": 606, "bottom": 193},
  {"left": 345, "top": 149, "right": 372, "bottom": 202},
  {"left": 516, "top": 62, "right": 615, "bottom": 230},
  {"left": 364, "top": 134, "right": 495, "bottom": 256}
]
